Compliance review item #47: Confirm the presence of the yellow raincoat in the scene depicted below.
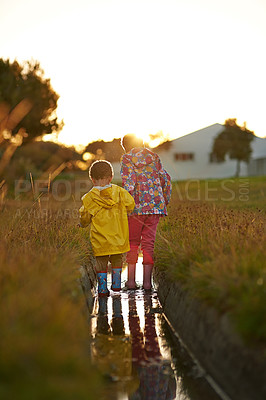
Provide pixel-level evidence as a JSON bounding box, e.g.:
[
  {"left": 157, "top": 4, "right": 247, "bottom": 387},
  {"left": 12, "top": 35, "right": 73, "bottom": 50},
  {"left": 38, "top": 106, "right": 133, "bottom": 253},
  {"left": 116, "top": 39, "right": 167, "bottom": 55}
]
[{"left": 79, "top": 184, "right": 135, "bottom": 256}]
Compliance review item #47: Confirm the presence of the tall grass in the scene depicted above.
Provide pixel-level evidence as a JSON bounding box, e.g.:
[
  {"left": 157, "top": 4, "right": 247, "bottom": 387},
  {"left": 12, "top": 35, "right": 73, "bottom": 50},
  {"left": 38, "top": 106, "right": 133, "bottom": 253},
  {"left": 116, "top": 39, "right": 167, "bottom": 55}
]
[
  {"left": 0, "top": 198, "right": 102, "bottom": 399},
  {"left": 171, "top": 176, "right": 266, "bottom": 211},
  {"left": 155, "top": 177, "right": 266, "bottom": 345}
]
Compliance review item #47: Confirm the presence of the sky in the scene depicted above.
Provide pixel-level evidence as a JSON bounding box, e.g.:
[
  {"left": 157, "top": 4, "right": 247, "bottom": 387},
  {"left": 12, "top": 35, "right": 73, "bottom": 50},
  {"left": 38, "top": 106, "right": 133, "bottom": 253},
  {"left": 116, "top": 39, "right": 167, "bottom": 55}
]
[{"left": 1, "top": 0, "right": 266, "bottom": 149}]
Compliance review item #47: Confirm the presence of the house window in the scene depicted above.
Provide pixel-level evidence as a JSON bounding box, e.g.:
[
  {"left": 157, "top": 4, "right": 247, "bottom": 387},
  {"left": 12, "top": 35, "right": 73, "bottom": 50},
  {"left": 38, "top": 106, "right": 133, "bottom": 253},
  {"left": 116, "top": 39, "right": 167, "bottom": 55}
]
[{"left": 174, "top": 153, "right": 194, "bottom": 161}]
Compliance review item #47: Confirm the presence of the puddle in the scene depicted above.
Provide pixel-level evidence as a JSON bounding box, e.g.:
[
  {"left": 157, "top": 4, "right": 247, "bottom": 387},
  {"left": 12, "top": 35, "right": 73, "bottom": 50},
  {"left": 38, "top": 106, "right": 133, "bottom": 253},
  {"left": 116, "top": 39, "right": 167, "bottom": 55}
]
[{"left": 89, "top": 258, "right": 224, "bottom": 400}]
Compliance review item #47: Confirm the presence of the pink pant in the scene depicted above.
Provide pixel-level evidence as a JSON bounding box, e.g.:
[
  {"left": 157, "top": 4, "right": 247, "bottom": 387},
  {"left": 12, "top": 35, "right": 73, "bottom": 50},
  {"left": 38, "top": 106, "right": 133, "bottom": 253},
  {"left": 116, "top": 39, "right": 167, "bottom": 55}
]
[{"left": 127, "top": 214, "right": 160, "bottom": 265}]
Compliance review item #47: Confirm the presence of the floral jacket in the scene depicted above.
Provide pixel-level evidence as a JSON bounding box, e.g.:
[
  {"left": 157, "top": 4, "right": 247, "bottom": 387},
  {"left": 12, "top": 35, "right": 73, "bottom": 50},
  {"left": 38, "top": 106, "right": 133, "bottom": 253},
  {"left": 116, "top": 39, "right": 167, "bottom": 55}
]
[{"left": 120, "top": 147, "right": 171, "bottom": 215}]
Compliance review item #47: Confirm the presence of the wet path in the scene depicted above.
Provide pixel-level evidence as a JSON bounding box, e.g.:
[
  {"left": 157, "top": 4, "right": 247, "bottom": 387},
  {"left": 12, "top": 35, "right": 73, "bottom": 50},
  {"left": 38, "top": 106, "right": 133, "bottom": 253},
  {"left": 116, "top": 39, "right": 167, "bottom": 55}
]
[{"left": 89, "top": 259, "right": 224, "bottom": 400}]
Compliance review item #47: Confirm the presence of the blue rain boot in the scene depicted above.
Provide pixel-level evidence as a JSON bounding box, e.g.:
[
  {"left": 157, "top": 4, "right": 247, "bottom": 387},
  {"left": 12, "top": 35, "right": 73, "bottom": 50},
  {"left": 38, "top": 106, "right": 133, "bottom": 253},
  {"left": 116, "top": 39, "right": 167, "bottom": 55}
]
[
  {"left": 98, "top": 296, "right": 108, "bottom": 315},
  {"left": 97, "top": 297, "right": 110, "bottom": 334},
  {"left": 97, "top": 272, "right": 109, "bottom": 296},
  {"left": 112, "top": 296, "right": 122, "bottom": 317},
  {"left": 111, "top": 296, "right": 125, "bottom": 335},
  {"left": 111, "top": 267, "right": 122, "bottom": 292},
  {"left": 111, "top": 296, "right": 124, "bottom": 335}
]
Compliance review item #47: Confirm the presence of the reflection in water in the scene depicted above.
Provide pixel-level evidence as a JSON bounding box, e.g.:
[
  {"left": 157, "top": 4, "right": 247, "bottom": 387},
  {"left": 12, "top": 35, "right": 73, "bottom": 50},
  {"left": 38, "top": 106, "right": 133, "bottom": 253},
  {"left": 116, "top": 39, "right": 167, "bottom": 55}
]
[
  {"left": 91, "top": 291, "right": 176, "bottom": 400},
  {"left": 91, "top": 295, "right": 132, "bottom": 388},
  {"left": 128, "top": 294, "right": 176, "bottom": 399},
  {"left": 89, "top": 258, "right": 223, "bottom": 400}
]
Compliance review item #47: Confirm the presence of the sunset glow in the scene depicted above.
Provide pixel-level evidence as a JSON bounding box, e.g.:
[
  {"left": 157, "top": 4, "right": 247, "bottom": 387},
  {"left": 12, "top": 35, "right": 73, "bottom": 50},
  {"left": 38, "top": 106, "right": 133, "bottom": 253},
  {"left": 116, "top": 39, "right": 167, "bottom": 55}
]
[{"left": 1, "top": 0, "right": 266, "bottom": 149}]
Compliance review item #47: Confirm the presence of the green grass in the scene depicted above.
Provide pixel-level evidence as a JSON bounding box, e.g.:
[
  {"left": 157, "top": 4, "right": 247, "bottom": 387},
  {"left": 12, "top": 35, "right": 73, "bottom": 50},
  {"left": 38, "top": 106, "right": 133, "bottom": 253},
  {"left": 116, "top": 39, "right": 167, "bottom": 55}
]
[
  {"left": 0, "top": 199, "right": 102, "bottom": 399},
  {"left": 171, "top": 176, "right": 266, "bottom": 211},
  {"left": 155, "top": 176, "right": 266, "bottom": 345},
  {"left": 1, "top": 174, "right": 265, "bottom": 398}
]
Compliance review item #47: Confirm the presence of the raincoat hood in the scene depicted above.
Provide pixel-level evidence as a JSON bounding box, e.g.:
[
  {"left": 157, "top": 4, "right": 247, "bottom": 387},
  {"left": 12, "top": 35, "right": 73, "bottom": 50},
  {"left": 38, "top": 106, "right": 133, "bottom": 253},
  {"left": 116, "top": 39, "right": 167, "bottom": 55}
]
[
  {"left": 89, "top": 186, "right": 116, "bottom": 209},
  {"left": 81, "top": 184, "right": 123, "bottom": 215},
  {"left": 122, "top": 147, "right": 156, "bottom": 169}
]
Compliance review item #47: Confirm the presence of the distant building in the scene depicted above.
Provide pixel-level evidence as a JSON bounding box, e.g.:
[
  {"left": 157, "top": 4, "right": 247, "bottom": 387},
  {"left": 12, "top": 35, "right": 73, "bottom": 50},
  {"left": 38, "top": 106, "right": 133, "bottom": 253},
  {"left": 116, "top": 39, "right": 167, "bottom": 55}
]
[
  {"left": 113, "top": 123, "right": 266, "bottom": 181},
  {"left": 155, "top": 123, "right": 266, "bottom": 180}
]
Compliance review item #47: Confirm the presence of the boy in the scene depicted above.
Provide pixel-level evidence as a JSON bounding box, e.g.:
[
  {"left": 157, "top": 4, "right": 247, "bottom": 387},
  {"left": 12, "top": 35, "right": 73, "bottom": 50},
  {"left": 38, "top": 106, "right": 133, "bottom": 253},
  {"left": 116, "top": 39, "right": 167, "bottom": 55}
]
[
  {"left": 79, "top": 160, "right": 135, "bottom": 296},
  {"left": 120, "top": 134, "right": 171, "bottom": 290}
]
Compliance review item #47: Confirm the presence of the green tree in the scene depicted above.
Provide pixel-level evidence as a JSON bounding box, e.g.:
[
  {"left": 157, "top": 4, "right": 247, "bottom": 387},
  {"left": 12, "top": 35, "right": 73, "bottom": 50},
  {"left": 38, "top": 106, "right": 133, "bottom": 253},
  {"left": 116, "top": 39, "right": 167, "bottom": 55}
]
[
  {"left": 84, "top": 138, "right": 124, "bottom": 162},
  {"left": 4, "top": 141, "right": 82, "bottom": 183},
  {"left": 0, "top": 58, "right": 63, "bottom": 141},
  {"left": 212, "top": 119, "right": 255, "bottom": 177}
]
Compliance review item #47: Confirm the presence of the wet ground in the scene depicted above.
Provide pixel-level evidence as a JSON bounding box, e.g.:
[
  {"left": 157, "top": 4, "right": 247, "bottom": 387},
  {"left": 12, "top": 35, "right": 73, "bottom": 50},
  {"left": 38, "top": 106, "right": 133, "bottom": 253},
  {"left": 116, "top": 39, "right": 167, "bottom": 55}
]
[{"left": 88, "top": 259, "right": 225, "bottom": 400}]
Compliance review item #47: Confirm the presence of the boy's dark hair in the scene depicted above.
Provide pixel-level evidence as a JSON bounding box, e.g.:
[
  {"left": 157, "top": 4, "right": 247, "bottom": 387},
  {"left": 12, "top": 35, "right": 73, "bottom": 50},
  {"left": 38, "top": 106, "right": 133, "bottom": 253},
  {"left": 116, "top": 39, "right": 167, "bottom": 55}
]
[
  {"left": 121, "top": 134, "right": 144, "bottom": 153},
  {"left": 89, "top": 160, "right": 114, "bottom": 180}
]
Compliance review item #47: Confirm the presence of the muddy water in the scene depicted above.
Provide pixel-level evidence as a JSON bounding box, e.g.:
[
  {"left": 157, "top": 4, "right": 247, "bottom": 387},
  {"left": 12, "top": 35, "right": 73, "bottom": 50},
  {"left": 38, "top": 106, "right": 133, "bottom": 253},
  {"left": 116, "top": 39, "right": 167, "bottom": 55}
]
[{"left": 89, "top": 258, "right": 223, "bottom": 400}]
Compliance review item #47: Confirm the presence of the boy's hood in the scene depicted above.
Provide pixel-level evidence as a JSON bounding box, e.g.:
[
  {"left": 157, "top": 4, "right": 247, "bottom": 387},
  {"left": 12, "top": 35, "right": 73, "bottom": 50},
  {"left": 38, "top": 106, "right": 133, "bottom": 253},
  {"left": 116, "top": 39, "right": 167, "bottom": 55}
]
[
  {"left": 82, "top": 184, "right": 119, "bottom": 209},
  {"left": 122, "top": 147, "right": 156, "bottom": 169}
]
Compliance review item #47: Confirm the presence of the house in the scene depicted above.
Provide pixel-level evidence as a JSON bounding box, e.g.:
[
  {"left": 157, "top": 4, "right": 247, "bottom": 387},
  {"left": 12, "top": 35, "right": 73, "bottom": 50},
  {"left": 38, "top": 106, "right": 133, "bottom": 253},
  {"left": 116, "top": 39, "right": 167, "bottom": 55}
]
[
  {"left": 155, "top": 123, "right": 266, "bottom": 180},
  {"left": 112, "top": 123, "right": 266, "bottom": 181}
]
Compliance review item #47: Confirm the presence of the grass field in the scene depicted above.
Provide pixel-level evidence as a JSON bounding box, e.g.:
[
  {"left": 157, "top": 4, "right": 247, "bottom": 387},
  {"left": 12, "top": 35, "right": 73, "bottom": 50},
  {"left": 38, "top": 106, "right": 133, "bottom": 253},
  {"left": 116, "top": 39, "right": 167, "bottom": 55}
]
[
  {"left": 0, "top": 197, "right": 102, "bottom": 399},
  {"left": 1, "top": 174, "right": 265, "bottom": 398},
  {"left": 155, "top": 176, "right": 266, "bottom": 345}
]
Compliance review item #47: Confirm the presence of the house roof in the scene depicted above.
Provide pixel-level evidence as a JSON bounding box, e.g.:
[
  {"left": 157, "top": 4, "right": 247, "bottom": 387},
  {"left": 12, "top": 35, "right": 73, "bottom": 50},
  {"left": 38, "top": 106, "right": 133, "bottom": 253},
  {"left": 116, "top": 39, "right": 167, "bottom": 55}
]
[
  {"left": 156, "top": 123, "right": 266, "bottom": 160},
  {"left": 176, "top": 123, "right": 224, "bottom": 141}
]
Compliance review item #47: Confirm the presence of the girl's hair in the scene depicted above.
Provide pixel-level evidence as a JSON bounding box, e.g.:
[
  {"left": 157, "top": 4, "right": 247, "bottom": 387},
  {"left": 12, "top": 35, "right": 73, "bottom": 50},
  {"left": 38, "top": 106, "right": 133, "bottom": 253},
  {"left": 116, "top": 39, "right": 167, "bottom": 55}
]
[
  {"left": 89, "top": 160, "right": 114, "bottom": 180},
  {"left": 121, "top": 134, "right": 144, "bottom": 153}
]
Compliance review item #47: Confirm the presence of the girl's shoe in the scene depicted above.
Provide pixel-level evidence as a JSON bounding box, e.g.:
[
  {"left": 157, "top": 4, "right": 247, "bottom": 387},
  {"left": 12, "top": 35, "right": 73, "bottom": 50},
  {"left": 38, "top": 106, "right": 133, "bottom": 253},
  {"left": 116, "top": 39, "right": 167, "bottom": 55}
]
[
  {"left": 143, "top": 264, "right": 153, "bottom": 290},
  {"left": 126, "top": 263, "right": 137, "bottom": 289},
  {"left": 124, "top": 282, "right": 139, "bottom": 290}
]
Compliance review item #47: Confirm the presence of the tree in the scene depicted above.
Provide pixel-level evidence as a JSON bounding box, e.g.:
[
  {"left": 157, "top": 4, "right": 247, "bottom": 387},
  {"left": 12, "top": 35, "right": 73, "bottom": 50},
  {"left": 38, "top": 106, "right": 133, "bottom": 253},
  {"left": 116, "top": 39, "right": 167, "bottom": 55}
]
[
  {"left": 211, "top": 119, "right": 255, "bottom": 177},
  {"left": 153, "top": 140, "right": 172, "bottom": 152},
  {"left": 84, "top": 138, "right": 124, "bottom": 162},
  {"left": 5, "top": 141, "right": 82, "bottom": 182},
  {"left": 0, "top": 58, "right": 63, "bottom": 141}
]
